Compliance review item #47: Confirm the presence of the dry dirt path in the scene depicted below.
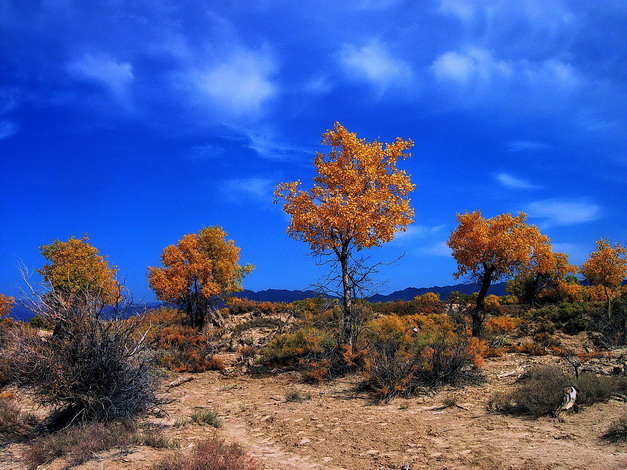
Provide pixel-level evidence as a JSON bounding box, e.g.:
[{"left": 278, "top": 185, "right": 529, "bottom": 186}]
[
  {"left": 2, "top": 353, "right": 626, "bottom": 469},
  {"left": 152, "top": 353, "right": 626, "bottom": 470}
]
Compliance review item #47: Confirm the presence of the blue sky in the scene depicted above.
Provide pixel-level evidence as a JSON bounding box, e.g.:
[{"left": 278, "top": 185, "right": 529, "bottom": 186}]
[{"left": 1, "top": 0, "right": 625, "bottom": 301}]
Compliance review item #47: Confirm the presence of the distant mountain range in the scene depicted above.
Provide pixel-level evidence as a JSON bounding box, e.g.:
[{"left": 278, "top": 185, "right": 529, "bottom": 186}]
[
  {"left": 235, "top": 282, "right": 507, "bottom": 303},
  {"left": 9, "top": 283, "right": 506, "bottom": 321}
]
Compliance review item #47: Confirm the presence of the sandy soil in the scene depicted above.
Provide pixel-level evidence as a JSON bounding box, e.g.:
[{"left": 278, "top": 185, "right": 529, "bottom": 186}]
[{"left": 4, "top": 351, "right": 625, "bottom": 470}]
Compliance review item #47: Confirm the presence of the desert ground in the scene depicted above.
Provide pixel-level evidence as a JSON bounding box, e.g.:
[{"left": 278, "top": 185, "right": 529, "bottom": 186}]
[{"left": 2, "top": 346, "right": 625, "bottom": 470}]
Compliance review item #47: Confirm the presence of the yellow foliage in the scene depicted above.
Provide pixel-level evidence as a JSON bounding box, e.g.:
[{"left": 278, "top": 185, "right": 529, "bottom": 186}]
[
  {"left": 0, "top": 294, "right": 14, "bottom": 318},
  {"left": 38, "top": 235, "right": 120, "bottom": 306},
  {"left": 274, "top": 122, "right": 415, "bottom": 254},
  {"left": 148, "top": 226, "right": 253, "bottom": 328},
  {"left": 447, "top": 210, "right": 552, "bottom": 282},
  {"left": 581, "top": 238, "right": 627, "bottom": 297}
]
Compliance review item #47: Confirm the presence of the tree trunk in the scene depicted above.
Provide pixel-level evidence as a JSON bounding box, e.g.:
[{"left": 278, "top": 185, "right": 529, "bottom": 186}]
[
  {"left": 339, "top": 249, "right": 354, "bottom": 345},
  {"left": 473, "top": 268, "right": 494, "bottom": 338}
]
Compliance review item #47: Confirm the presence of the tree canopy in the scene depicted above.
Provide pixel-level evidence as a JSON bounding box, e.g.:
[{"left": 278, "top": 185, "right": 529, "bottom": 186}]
[
  {"left": 275, "top": 122, "right": 415, "bottom": 344},
  {"left": 148, "top": 226, "right": 253, "bottom": 329},
  {"left": 581, "top": 238, "right": 627, "bottom": 317},
  {"left": 38, "top": 235, "right": 120, "bottom": 309},
  {"left": 447, "top": 210, "right": 551, "bottom": 336}
]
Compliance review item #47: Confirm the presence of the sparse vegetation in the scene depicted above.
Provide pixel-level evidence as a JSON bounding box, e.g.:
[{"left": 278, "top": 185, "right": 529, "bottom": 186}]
[
  {"left": 284, "top": 389, "right": 311, "bottom": 402},
  {"left": 488, "top": 366, "right": 626, "bottom": 417},
  {"left": 190, "top": 408, "right": 221, "bottom": 427},
  {"left": 24, "top": 420, "right": 175, "bottom": 468},
  {"left": 603, "top": 417, "right": 627, "bottom": 443},
  {"left": 153, "top": 438, "right": 262, "bottom": 470}
]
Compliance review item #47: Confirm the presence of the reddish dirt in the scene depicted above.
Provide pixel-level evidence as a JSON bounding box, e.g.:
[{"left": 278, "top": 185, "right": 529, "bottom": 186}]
[{"left": 3, "top": 351, "right": 625, "bottom": 470}]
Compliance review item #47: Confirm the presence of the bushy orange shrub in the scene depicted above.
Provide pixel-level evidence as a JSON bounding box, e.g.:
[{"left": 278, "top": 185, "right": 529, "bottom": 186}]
[
  {"left": 484, "top": 315, "right": 518, "bottom": 349},
  {"left": 140, "top": 308, "right": 225, "bottom": 373},
  {"left": 362, "top": 314, "right": 483, "bottom": 400}
]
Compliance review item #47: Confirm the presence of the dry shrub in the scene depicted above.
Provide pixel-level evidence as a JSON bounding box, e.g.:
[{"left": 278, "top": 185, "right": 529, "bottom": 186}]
[
  {"left": 141, "top": 308, "right": 224, "bottom": 373},
  {"left": 603, "top": 417, "right": 627, "bottom": 443},
  {"left": 6, "top": 315, "right": 157, "bottom": 427},
  {"left": 24, "top": 420, "right": 174, "bottom": 468},
  {"left": 154, "top": 438, "right": 262, "bottom": 470},
  {"left": 488, "top": 366, "right": 626, "bottom": 417},
  {"left": 232, "top": 317, "right": 282, "bottom": 336},
  {"left": 362, "top": 314, "right": 483, "bottom": 400},
  {"left": 0, "top": 395, "right": 37, "bottom": 440}
]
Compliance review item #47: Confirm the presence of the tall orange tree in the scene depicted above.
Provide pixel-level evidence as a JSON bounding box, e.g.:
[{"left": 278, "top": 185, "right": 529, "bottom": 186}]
[
  {"left": 447, "top": 210, "right": 551, "bottom": 336},
  {"left": 148, "top": 226, "right": 253, "bottom": 330},
  {"left": 38, "top": 235, "right": 121, "bottom": 316},
  {"left": 274, "top": 122, "right": 415, "bottom": 345},
  {"left": 581, "top": 238, "right": 627, "bottom": 319}
]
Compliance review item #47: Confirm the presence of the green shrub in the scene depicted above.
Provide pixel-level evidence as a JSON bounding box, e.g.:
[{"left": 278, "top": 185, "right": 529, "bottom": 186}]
[
  {"left": 257, "top": 327, "right": 333, "bottom": 368},
  {"left": 527, "top": 302, "right": 592, "bottom": 335},
  {"left": 190, "top": 408, "right": 221, "bottom": 428}
]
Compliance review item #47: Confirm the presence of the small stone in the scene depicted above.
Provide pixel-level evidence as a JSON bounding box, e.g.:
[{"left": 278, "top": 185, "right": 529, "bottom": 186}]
[{"left": 299, "top": 438, "right": 311, "bottom": 445}]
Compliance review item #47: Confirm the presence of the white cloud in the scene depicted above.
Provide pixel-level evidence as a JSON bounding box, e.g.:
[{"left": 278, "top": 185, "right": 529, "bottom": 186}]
[
  {"left": 431, "top": 47, "right": 580, "bottom": 93},
  {"left": 507, "top": 140, "right": 550, "bottom": 152},
  {"left": 221, "top": 177, "right": 275, "bottom": 202},
  {"left": 339, "top": 39, "right": 413, "bottom": 92},
  {"left": 303, "top": 76, "right": 334, "bottom": 95},
  {"left": 0, "top": 121, "right": 18, "bottom": 140},
  {"left": 189, "top": 49, "right": 277, "bottom": 118},
  {"left": 431, "top": 47, "right": 513, "bottom": 84},
  {"left": 525, "top": 198, "right": 602, "bottom": 226},
  {"left": 67, "top": 54, "right": 134, "bottom": 101},
  {"left": 495, "top": 172, "right": 539, "bottom": 190}
]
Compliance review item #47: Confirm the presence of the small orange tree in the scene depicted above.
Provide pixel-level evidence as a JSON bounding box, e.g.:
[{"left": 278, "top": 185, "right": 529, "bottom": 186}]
[
  {"left": 0, "top": 294, "right": 15, "bottom": 318},
  {"left": 37, "top": 235, "right": 121, "bottom": 321},
  {"left": 581, "top": 238, "right": 627, "bottom": 319},
  {"left": 148, "top": 226, "right": 253, "bottom": 330},
  {"left": 507, "top": 250, "right": 578, "bottom": 305},
  {"left": 447, "top": 210, "right": 551, "bottom": 337},
  {"left": 274, "top": 122, "right": 415, "bottom": 345}
]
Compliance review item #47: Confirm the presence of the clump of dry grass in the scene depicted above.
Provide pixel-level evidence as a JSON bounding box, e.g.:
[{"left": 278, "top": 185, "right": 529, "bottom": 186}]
[
  {"left": 24, "top": 421, "right": 176, "bottom": 468},
  {"left": 153, "top": 438, "right": 262, "bottom": 470},
  {"left": 0, "top": 394, "right": 37, "bottom": 440},
  {"left": 603, "top": 417, "right": 627, "bottom": 444}
]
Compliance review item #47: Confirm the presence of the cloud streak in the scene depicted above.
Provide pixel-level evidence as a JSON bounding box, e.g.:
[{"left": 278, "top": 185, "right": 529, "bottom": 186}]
[
  {"left": 495, "top": 172, "right": 539, "bottom": 190},
  {"left": 525, "top": 198, "right": 602, "bottom": 226},
  {"left": 67, "top": 54, "right": 134, "bottom": 102}
]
